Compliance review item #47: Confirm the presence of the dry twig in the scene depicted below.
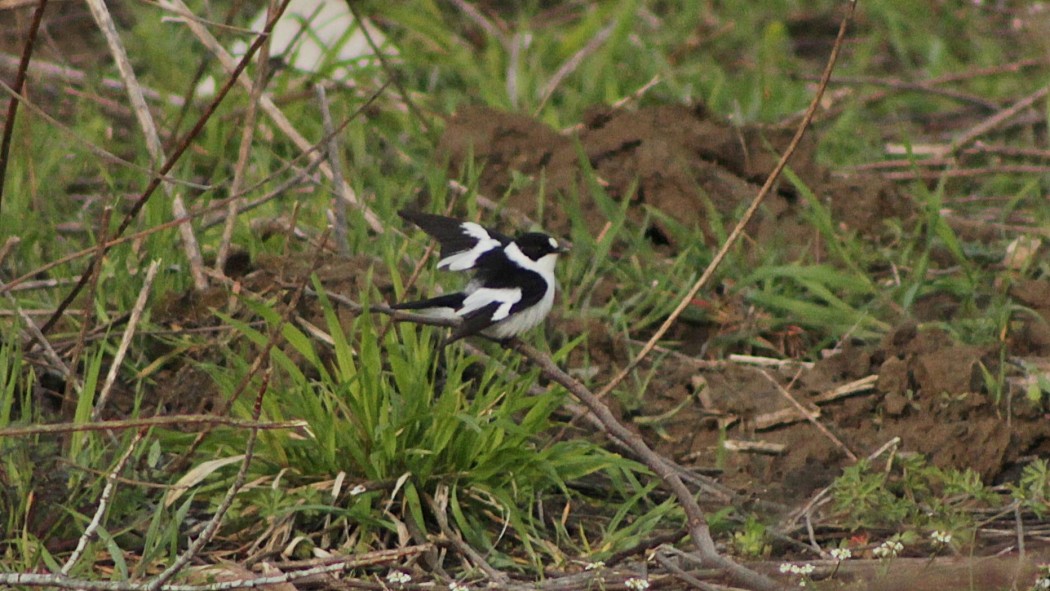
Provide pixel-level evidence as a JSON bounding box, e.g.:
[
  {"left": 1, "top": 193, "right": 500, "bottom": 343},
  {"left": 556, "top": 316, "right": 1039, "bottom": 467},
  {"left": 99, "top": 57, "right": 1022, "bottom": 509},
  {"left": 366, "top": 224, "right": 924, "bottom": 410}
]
[
  {"left": 91, "top": 261, "right": 161, "bottom": 420},
  {"left": 0, "top": 0, "right": 48, "bottom": 212},
  {"left": 37, "top": 0, "right": 292, "bottom": 336},
  {"left": 0, "top": 415, "right": 307, "bottom": 438},
  {"left": 596, "top": 0, "right": 857, "bottom": 401},
  {"left": 84, "top": 0, "right": 208, "bottom": 290},
  {"left": 216, "top": 5, "right": 273, "bottom": 273},
  {"left": 61, "top": 429, "right": 146, "bottom": 575}
]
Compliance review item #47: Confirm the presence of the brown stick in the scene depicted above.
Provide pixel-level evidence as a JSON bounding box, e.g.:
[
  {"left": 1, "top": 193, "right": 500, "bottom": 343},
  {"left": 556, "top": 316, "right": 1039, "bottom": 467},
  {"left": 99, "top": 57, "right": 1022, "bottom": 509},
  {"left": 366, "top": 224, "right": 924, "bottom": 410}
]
[
  {"left": 38, "top": 0, "right": 294, "bottom": 336},
  {"left": 508, "top": 339, "right": 780, "bottom": 591},
  {"left": 0, "top": 0, "right": 48, "bottom": 213},
  {"left": 596, "top": 0, "right": 857, "bottom": 400}
]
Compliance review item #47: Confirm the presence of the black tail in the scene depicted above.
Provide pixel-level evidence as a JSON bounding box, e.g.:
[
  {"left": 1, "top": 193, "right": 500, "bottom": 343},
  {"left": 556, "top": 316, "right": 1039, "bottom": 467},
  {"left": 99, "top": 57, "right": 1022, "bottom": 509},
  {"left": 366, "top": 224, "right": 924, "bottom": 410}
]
[{"left": 390, "top": 292, "right": 466, "bottom": 311}]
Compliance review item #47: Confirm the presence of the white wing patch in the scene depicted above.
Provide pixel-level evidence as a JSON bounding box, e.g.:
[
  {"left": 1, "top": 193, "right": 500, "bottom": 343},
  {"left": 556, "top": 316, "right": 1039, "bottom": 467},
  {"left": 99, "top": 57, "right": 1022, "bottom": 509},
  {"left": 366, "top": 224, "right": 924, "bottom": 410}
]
[
  {"left": 460, "top": 287, "right": 521, "bottom": 321},
  {"left": 437, "top": 222, "right": 501, "bottom": 271}
]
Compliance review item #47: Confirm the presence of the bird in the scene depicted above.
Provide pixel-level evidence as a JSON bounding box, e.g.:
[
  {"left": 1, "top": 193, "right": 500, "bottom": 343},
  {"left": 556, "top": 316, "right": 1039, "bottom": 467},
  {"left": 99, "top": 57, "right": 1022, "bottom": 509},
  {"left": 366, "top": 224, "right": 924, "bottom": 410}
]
[{"left": 391, "top": 210, "right": 569, "bottom": 344}]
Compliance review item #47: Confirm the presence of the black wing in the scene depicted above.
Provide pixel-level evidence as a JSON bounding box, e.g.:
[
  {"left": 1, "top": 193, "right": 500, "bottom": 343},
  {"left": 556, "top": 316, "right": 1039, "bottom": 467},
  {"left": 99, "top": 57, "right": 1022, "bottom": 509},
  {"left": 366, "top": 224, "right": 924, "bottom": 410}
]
[{"left": 398, "top": 210, "right": 511, "bottom": 272}]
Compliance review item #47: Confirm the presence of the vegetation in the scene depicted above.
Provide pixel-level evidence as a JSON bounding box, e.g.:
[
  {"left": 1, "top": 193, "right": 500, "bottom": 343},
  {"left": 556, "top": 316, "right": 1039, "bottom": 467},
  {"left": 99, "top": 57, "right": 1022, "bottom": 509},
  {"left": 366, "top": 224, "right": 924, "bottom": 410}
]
[{"left": 1, "top": 1, "right": 1049, "bottom": 589}]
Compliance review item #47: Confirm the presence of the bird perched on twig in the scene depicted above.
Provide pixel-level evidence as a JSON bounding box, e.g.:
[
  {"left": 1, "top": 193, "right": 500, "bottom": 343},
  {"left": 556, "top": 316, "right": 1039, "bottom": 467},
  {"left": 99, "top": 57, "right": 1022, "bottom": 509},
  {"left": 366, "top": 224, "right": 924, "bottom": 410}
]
[{"left": 392, "top": 210, "right": 569, "bottom": 344}]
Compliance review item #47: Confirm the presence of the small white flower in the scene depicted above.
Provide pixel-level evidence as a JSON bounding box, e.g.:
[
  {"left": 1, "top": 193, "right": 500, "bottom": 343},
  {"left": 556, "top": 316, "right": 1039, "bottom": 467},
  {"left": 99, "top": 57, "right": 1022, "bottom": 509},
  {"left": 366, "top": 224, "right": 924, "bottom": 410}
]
[
  {"left": 349, "top": 484, "right": 367, "bottom": 496},
  {"left": 625, "top": 577, "right": 650, "bottom": 590},
  {"left": 386, "top": 571, "right": 411, "bottom": 585},
  {"left": 830, "top": 548, "right": 852, "bottom": 561},
  {"left": 779, "top": 563, "right": 793, "bottom": 573},
  {"left": 1034, "top": 575, "right": 1050, "bottom": 590},
  {"left": 873, "top": 539, "right": 903, "bottom": 559},
  {"left": 798, "top": 564, "right": 815, "bottom": 575},
  {"left": 448, "top": 582, "right": 469, "bottom": 591},
  {"left": 585, "top": 561, "right": 605, "bottom": 570},
  {"left": 930, "top": 530, "right": 952, "bottom": 545}
]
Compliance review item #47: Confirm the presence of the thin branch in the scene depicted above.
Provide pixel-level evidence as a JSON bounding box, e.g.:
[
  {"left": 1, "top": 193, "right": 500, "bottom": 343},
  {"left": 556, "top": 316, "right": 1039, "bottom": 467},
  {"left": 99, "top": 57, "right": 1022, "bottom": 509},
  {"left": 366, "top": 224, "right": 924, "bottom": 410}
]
[
  {"left": 216, "top": 2, "right": 273, "bottom": 273},
  {"left": 427, "top": 485, "right": 508, "bottom": 584},
  {"left": 0, "top": 0, "right": 48, "bottom": 213},
  {"left": 0, "top": 415, "right": 307, "bottom": 438},
  {"left": 342, "top": 0, "right": 431, "bottom": 136},
  {"left": 947, "top": 84, "right": 1050, "bottom": 156},
  {"left": 38, "top": 0, "right": 293, "bottom": 336},
  {"left": 596, "top": 0, "right": 857, "bottom": 400},
  {"left": 84, "top": 0, "right": 208, "bottom": 290},
  {"left": 61, "top": 429, "right": 146, "bottom": 574},
  {"left": 507, "top": 339, "right": 779, "bottom": 591},
  {"left": 91, "top": 261, "right": 160, "bottom": 421},
  {"left": 315, "top": 85, "right": 351, "bottom": 255}
]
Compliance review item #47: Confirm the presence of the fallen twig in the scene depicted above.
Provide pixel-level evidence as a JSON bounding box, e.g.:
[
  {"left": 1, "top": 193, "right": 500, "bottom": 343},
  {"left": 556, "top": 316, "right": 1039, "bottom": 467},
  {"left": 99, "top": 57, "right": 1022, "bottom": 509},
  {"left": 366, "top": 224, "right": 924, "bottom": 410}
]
[
  {"left": 91, "top": 261, "right": 161, "bottom": 420},
  {"left": 61, "top": 429, "right": 146, "bottom": 575},
  {"left": 0, "top": 415, "right": 308, "bottom": 438}
]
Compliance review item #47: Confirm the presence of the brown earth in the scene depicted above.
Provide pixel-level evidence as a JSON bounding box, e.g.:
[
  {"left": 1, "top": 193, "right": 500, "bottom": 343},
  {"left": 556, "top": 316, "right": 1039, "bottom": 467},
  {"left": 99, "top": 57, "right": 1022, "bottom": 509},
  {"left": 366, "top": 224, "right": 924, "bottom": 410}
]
[
  {"left": 429, "top": 103, "right": 1050, "bottom": 511},
  {"left": 147, "top": 102, "right": 1050, "bottom": 516}
]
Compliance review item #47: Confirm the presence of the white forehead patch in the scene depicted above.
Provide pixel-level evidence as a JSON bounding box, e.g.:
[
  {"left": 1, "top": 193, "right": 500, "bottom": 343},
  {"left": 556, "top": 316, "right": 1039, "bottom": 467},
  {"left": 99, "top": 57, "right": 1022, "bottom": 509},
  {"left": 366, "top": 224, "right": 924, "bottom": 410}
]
[{"left": 548, "top": 237, "right": 559, "bottom": 249}]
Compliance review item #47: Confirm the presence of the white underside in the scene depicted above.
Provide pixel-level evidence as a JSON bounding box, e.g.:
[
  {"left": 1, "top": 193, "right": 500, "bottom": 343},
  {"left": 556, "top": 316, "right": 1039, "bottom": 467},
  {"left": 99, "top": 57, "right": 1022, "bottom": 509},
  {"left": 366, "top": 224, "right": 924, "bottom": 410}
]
[{"left": 482, "top": 283, "right": 555, "bottom": 338}]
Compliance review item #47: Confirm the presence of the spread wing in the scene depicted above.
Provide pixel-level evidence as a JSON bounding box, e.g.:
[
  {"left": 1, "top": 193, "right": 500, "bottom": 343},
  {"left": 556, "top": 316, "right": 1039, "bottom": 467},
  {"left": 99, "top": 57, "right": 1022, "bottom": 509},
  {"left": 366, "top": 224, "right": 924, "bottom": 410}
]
[{"left": 399, "top": 210, "right": 511, "bottom": 272}]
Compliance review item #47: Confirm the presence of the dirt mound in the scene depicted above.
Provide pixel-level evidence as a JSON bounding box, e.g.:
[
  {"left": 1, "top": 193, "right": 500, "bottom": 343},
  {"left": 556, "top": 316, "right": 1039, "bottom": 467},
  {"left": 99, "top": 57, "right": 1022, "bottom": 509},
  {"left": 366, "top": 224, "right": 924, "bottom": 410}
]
[
  {"left": 438, "top": 104, "right": 911, "bottom": 256},
  {"left": 639, "top": 322, "right": 1050, "bottom": 506}
]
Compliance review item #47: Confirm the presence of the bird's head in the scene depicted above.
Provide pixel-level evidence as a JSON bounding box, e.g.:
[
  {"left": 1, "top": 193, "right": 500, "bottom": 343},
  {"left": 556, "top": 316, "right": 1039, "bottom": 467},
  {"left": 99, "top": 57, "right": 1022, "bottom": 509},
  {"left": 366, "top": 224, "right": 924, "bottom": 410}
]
[
  {"left": 517, "top": 233, "right": 569, "bottom": 258},
  {"left": 515, "top": 232, "right": 569, "bottom": 274}
]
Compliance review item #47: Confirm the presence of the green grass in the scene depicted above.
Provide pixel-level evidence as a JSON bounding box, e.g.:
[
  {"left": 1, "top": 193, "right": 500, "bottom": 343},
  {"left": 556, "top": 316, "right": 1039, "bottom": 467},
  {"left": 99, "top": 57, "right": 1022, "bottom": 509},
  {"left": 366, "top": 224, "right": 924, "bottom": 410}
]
[{"left": 2, "top": 0, "right": 1050, "bottom": 586}]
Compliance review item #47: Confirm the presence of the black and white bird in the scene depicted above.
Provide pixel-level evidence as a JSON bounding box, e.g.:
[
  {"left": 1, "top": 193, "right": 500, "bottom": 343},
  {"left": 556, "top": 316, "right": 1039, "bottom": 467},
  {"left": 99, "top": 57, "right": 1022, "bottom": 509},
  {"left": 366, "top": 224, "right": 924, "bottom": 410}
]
[{"left": 392, "top": 210, "right": 569, "bottom": 344}]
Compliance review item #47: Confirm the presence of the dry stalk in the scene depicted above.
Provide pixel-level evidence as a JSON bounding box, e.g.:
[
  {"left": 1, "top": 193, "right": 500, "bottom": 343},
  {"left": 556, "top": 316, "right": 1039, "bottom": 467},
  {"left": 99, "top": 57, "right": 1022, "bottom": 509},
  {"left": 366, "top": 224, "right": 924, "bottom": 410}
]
[
  {"left": 161, "top": 0, "right": 385, "bottom": 233},
  {"left": 315, "top": 85, "right": 351, "bottom": 255},
  {"left": 0, "top": 415, "right": 307, "bottom": 438},
  {"left": 0, "top": 0, "right": 47, "bottom": 212},
  {"left": 535, "top": 20, "right": 617, "bottom": 114},
  {"left": 0, "top": 545, "right": 431, "bottom": 590},
  {"left": 596, "top": 0, "right": 858, "bottom": 401},
  {"left": 59, "top": 207, "right": 112, "bottom": 410},
  {"left": 762, "top": 368, "right": 857, "bottom": 461},
  {"left": 61, "top": 429, "right": 146, "bottom": 575},
  {"left": 84, "top": 0, "right": 208, "bottom": 290},
  {"left": 216, "top": 3, "right": 273, "bottom": 273},
  {"left": 947, "top": 84, "right": 1050, "bottom": 156},
  {"left": 37, "top": 0, "right": 291, "bottom": 336},
  {"left": 91, "top": 261, "right": 161, "bottom": 420}
]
